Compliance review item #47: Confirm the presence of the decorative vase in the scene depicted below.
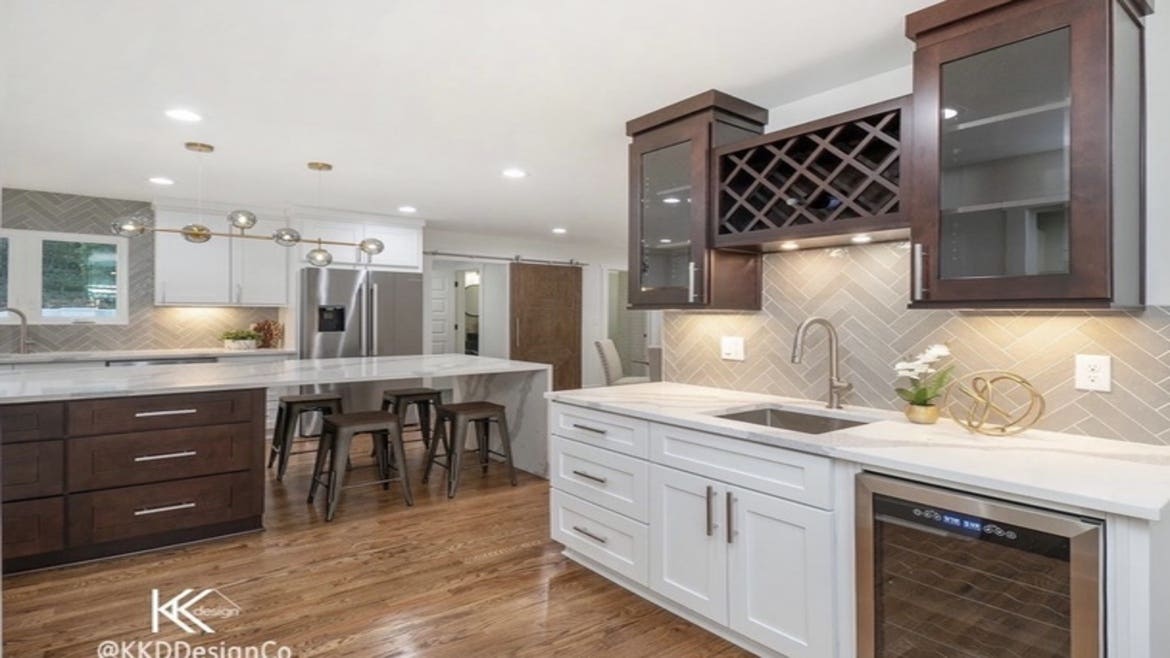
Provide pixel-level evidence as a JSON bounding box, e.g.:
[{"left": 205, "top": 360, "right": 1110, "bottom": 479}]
[
  {"left": 904, "top": 404, "right": 940, "bottom": 425},
  {"left": 223, "top": 339, "right": 257, "bottom": 351}
]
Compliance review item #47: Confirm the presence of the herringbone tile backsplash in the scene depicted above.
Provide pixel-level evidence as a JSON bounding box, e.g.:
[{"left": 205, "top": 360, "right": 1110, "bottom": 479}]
[
  {"left": 0, "top": 189, "right": 280, "bottom": 353},
  {"left": 664, "top": 242, "right": 1170, "bottom": 445}
]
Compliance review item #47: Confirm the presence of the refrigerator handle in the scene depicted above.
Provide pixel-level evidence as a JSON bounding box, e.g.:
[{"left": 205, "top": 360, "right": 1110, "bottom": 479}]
[
  {"left": 370, "top": 283, "right": 380, "bottom": 356},
  {"left": 359, "top": 278, "right": 369, "bottom": 357}
]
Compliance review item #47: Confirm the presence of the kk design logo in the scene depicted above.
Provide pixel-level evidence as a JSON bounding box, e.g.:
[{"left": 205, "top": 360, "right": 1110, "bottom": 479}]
[{"left": 151, "top": 588, "right": 242, "bottom": 634}]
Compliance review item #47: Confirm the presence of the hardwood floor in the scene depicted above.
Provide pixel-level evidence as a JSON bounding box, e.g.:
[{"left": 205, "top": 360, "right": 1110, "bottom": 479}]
[{"left": 3, "top": 432, "right": 750, "bottom": 657}]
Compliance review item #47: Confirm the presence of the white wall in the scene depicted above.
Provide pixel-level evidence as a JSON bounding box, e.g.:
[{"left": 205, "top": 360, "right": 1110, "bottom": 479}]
[
  {"left": 765, "top": 8, "right": 1170, "bottom": 304},
  {"left": 425, "top": 227, "right": 622, "bottom": 387}
]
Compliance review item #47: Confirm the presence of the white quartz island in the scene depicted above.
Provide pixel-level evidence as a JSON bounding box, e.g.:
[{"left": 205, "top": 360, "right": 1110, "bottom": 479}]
[{"left": 0, "top": 354, "right": 553, "bottom": 475}]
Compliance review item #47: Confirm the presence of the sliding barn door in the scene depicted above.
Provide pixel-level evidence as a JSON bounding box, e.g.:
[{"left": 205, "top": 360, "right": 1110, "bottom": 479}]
[{"left": 510, "top": 263, "right": 582, "bottom": 390}]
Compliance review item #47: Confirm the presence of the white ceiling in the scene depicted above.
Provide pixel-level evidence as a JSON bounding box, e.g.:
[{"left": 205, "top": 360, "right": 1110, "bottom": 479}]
[{"left": 0, "top": 0, "right": 935, "bottom": 246}]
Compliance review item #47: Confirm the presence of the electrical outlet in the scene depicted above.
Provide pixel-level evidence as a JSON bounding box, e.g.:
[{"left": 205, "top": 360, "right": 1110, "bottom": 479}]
[
  {"left": 720, "top": 336, "right": 745, "bottom": 361},
  {"left": 1075, "top": 354, "right": 1112, "bottom": 392}
]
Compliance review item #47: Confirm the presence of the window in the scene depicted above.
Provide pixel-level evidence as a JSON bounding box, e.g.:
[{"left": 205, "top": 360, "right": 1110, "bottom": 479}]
[{"left": 0, "top": 229, "right": 128, "bottom": 325}]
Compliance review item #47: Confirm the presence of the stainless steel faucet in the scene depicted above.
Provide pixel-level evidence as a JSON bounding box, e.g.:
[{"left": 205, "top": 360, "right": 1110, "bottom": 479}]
[
  {"left": 791, "top": 317, "right": 852, "bottom": 409},
  {"left": 2, "top": 307, "right": 33, "bottom": 354}
]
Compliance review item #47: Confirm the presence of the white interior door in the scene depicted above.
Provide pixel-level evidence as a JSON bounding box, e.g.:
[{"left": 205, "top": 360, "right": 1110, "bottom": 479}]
[
  {"left": 728, "top": 485, "right": 835, "bottom": 658},
  {"left": 429, "top": 273, "right": 453, "bottom": 353},
  {"left": 649, "top": 464, "right": 728, "bottom": 624}
]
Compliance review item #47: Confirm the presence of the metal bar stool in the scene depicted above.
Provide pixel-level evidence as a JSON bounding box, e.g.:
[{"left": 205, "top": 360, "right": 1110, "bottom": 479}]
[
  {"left": 269, "top": 393, "right": 343, "bottom": 481},
  {"left": 422, "top": 401, "right": 517, "bottom": 498},
  {"left": 307, "top": 411, "right": 413, "bottom": 521},
  {"left": 380, "top": 387, "right": 443, "bottom": 449}
]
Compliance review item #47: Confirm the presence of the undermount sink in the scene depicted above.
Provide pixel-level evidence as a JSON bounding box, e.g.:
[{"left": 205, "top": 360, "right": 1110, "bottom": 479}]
[{"left": 716, "top": 406, "right": 870, "bottom": 435}]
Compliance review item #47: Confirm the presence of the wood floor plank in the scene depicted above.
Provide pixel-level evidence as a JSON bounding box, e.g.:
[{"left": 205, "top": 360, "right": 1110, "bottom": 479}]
[{"left": 3, "top": 437, "right": 750, "bottom": 657}]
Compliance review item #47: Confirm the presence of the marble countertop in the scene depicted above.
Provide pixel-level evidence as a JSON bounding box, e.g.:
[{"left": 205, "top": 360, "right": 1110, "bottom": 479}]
[
  {"left": 548, "top": 382, "right": 1170, "bottom": 521},
  {"left": 0, "top": 348, "right": 297, "bottom": 366},
  {"left": 0, "top": 354, "right": 550, "bottom": 403}
]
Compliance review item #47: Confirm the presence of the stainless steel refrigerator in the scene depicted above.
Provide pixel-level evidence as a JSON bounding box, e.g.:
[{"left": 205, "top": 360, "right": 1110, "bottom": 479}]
[{"left": 299, "top": 268, "right": 424, "bottom": 426}]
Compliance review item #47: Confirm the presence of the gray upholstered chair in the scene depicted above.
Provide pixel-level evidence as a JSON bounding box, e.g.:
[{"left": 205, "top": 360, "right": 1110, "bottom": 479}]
[{"left": 595, "top": 339, "right": 651, "bottom": 386}]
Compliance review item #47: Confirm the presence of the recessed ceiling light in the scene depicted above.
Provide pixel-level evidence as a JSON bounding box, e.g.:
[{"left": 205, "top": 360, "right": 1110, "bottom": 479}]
[
  {"left": 942, "top": 107, "right": 959, "bottom": 120},
  {"left": 502, "top": 168, "right": 527, "bottom": 179},
  {"left": 779, "top": 241, "right": 800, "bottom": 251},
  {"left": 851, "top": 234, "right": 873, "bottom": 244},
  {"left": 552, "top": 227, "right": 567, "bottom": 234},
  {"left": 165, "top": 108, "right": 202, "bottom": 122},
  {"left": 397, "top": 205, "right": 417, "bottom": 214},
  {"left": 148, "top": 176, "right": 175, "bottom": 186},
  {"left": 659, "top": 238, "right": 673, "bottom": 244},
  {"left": 662, "top": 197, "right": 682, "bottom": 205}
]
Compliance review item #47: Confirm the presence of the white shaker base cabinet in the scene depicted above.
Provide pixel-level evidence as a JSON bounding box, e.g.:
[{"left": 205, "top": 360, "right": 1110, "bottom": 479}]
[
  {"left": 728, "top": 486, "right": 834, "bottom": 658},
  {"left": 649, "top": 465, "right": 729, "bottom": 625}
]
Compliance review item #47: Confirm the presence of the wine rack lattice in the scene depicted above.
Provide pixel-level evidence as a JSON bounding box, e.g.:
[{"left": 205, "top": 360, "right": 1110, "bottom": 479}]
[{"left": 715, "top": 106, "right": 904, "bottom": 242}]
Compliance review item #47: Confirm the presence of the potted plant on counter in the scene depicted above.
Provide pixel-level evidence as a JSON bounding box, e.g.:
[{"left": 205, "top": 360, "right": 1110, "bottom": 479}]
[
  {"left": 221, "top": 329, "right": 261, "bottom": 351},
  {"left": 894, "top": 344, "right": 953, "bottom": 424}
]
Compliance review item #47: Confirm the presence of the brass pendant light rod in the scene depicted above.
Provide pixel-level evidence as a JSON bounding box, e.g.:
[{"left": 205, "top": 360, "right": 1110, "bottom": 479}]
[{"left": 148, "top": 226, "right": 360, "bottom": 248}]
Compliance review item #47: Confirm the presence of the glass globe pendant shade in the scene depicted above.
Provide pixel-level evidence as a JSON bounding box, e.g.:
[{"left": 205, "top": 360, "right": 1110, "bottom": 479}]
[
  {"left": 181, "top": 224, "right": 213, "bottom": 244},
  {"left": 272, "top": 227, "right": 301, "bottom": 247},
  {"left": 111, "top": 215, "right": 148, "bottom": 237},
  {"left": 228, "top": 209, "right": 258, "bottom": 230},
  {"left": 358, "top": 238, "right": 385, "bottom": 256},
  {"left": 306, "top": 247, "right": 333, "bottom": 267}
]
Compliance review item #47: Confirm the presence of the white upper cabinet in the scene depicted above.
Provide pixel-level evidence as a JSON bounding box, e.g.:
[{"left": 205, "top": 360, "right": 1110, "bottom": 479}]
[
  {"left": 296, "top": 210, "right": 423, "bottom": 271},
  {"left": 232, "top": 216, "right": 289, "bottom": 306}
]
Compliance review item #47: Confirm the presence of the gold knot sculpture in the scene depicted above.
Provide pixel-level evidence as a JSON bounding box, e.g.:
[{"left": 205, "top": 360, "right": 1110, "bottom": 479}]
[{"left": 942, "top": 371, "right": 1046, "bottom": 436}]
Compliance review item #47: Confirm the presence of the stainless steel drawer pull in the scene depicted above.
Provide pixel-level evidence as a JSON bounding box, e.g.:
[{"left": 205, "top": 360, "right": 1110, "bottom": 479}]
[
  {"left": 572, "top": 525, "right": 608, "bottom": 544},
  {"left": 726, "top": 492, "right": 735, "bottom": 544},
  {"left": 571, "top": 423, "right": 607, "bottom": 435},
  {"left": 706, "top": 485, "right": 715, "bottom": 536},
  {"left": 133, "top": 501, "right": 197, "bottom": 517},
  {"left": 571, "top": 470, "right": 608, "bottom": 485},
  {"left": 134, "top": 408, "right": 198, "bottom": 418},
  {"left": 134, "top": 450, "right": 197, "bottom": 463}
]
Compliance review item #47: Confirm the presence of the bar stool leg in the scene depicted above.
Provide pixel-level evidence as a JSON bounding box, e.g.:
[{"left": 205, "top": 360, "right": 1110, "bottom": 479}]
[
  {"left": 422, "top": 414, "right": 447, "bottom": 484},
  {"left": 373, "top": 430, "right": 391, "bottom": 489},
  {"left": 417, "top": 400, "right": 433, "bottom": 450},
  {"left": 307, "top": 426, "right": 332, "bottom": 503},
  {"left": 389, "top": 422, "right": 414, "bottom": 507},
  {"left": 276, "top": 406, "right": 305, "bottom": 482},
  {"left": 476, "top": 419, "right": 489, "bottom": 474},
  {"left": 326, "top": 429, "right": 354, "bottom": 521},
  {"left": 494, "top": 412, "right": 518, "bottom": 487},
  {"left": 268, "top": 403, "right": 287, "bottom": 468},
  {"left": 448, "top": 418, "right": 469, "bottom": 498}
]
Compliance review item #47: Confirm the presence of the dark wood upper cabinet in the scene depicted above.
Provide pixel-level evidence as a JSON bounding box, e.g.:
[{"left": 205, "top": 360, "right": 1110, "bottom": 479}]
[
  {"left": 714, "top": 96, "right": 911, "bottom": 250},
  {"left": 906, "top": 0, "right": 1151, "bottom": 307},
  {"left": 627, "top": 90, "right": 767, "bottom": 310}
]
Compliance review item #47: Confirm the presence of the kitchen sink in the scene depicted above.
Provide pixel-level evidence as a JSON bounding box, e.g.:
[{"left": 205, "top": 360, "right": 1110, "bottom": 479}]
[{"left": 715, "top": 406, "right": 870, "bottom": 435}]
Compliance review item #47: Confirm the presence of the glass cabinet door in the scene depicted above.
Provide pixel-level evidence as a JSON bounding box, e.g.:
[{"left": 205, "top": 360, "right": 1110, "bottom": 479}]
[
  {"left": 938, "top": 28, "right": 1071, "bottom": 281},
  {"left": 637, "top": 139, "right": 695, "bottom": 301}
]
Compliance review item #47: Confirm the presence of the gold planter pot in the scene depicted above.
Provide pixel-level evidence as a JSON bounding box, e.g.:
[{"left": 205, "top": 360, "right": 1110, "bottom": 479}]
[{"left": 904, "top": 404, "right": 940, "bottom": 425}]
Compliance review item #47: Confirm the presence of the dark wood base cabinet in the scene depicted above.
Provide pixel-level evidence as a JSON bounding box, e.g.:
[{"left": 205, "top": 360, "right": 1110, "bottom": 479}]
[{"left": 1, "top": 389, "right": 266, "bottom": 573}]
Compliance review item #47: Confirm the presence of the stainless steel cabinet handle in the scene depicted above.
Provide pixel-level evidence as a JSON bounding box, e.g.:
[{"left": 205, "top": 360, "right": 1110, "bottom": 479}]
[
  {"left": 371, "top": 283, "right": 380, "bottom": 355},
  {"left": 687, "top": 261, "right": 697, "bottom": 303},
  {"left": 514, "top": 318, "right": 520, "bottom": 348},
  {"left": 571, "top": 470, "right": 607, "bottom": 485},
  {"left": 134, "top": 450, "right": 197, "bottom": 463},
  {"left": 726, "top": 492, "right": 735, "bottom": 544},
  {"left": 571, "top": 423, "right": 607, "bottom": 435},
  {"left": 134, "top": 501, "right": 197, "bottom": 517},
  {"left": 572, "top": 526, "right": 608, "bottom": 544},
  {"left": 912, "top": 243, "right": 926, "bottom": 301},
  {"left": 706, "top": 485, "right": 715, "bottom": 537},
  {"left": 134, "top": 408, "right": 198, "bottom": 418}
]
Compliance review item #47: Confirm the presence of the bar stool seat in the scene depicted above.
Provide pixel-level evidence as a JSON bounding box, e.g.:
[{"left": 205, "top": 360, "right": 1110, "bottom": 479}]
[
  {"left": 381, "top": 387, "right": 442, "bottom": 450},
  {"left": 423, "top": 401, "right": 517, "bottom": 498},
  {"left": 269, "top": 392, "right": 343, "bottom": 481},
  {"left": 307, "top": 411, "right": 412, "bottom": 521}
]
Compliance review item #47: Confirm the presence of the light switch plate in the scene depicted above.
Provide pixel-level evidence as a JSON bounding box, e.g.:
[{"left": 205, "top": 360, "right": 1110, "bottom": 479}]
[
  {"left": 1075, "top": 354, "right": 1112, "bottom": 392},
  {"left": 720, "top": 336, "right": 745, "bottom": 361}
]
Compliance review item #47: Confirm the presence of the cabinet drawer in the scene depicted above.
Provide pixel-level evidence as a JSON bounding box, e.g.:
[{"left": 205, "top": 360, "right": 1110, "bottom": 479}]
[
  {"left": 550, "top": 402, "right": 649, "bottom": 458},
  {"left": 2, "top": 440, "right": 64, "bottom": 500},
  {"left": 551, "top": 489, "right": 648, "bottom": 585},
  {"left": 651, "top": 423, "right": 833, "bottom": 510},
  {"left": 68, "top": 423, "right": 255, "bottom": 492},
  {"left": 68, "top": 472, "right": 260, "bottom": 546},
  {"left": 0, "top": 403, "right": 65, "bottom": 443},
  {"left": 68, "top": 390, "right": 259, "bottom": 436},
  {"left": 551, "top": 437, "right": 649, "bottom": 522},
  {"left": 3, "top": 498, "right": 65, "bottom": 558}
]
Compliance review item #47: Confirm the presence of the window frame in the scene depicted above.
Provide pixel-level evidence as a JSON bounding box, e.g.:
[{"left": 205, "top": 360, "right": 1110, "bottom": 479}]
[{"left": 0, "top": 228, "right": 130, "bottom": 325}]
